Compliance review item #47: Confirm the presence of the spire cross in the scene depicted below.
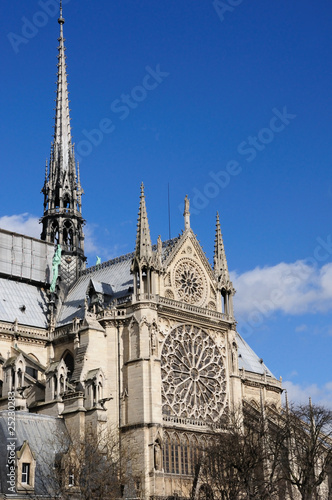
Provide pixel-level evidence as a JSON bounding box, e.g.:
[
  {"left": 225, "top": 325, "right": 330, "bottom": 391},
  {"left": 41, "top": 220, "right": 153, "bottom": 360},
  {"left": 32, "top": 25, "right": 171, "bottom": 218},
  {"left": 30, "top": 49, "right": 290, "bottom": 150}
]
[{"left": 59, "top": 0, "right": 64, "bottom": 23}]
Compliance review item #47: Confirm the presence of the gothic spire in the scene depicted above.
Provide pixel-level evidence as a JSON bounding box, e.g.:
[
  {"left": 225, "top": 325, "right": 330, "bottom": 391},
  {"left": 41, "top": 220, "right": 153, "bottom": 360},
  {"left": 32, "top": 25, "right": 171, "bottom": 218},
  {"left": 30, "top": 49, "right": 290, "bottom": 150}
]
[
  {"left": 134, "top": 183, "right": 153, "bottom": 262},
  {"left": 41, "top": 2, "right": 85, "bottom": 286},
  {"left": 214, "top": 212, "right": 231, "bottom": 287},
  {"left": 53, "top": 1, "right": 72, "bottom": 172}
]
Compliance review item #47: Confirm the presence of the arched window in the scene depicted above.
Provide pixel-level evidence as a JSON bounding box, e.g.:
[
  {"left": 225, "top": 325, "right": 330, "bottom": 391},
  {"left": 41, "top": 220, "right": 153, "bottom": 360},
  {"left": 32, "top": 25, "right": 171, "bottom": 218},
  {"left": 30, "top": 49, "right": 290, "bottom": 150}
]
[
  {"left": 63, "top": 193, "right": 70, "bottom": 210},
  {"left": 63, "top": 352, "right": 74, "bottom": 378},
  {"left": 171, "top": 433, "right": 180, "bottom": 474},
  {"left": 163, "top": 432, "right": 170, "bottom": 473},
  {"left": 63, "top": 221, "right": 74, "bottom": 250},
  {"left": 54, "top": 375, "right": 58, "bottom": 397},
  {"left": 163, "top": 432, "right": 202, "bottom": 476},
  {"left": 181, "top": 434, "right": 190, "bottom": 475},
  {"left": 50, "top": 221, "right": 59, "bottom": 244},
  {"left": 190, "top": 435, "right": 199, "bottom": 475},
  {"left": 59, "top": 374, "right": 65, "bottom": 394}
]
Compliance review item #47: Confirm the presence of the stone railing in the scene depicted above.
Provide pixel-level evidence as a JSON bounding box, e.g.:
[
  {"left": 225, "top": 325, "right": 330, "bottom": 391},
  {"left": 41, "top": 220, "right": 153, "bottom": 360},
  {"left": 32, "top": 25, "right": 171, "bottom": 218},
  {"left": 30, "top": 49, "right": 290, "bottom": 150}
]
[
  {"left": 162, "top": 414, "right": 219, "bottom": 430},
  {"left": 240, "top": 368, "right": 283, "bottom": 390},
  {"left": 97, "top": 294, "right": 231, "bottom": 322},
  {"left": 0, "top": 321, "right": 49, "bottom": 339},
  {"left": 157, "top": 296, "right": 230, "bottom": 321}
]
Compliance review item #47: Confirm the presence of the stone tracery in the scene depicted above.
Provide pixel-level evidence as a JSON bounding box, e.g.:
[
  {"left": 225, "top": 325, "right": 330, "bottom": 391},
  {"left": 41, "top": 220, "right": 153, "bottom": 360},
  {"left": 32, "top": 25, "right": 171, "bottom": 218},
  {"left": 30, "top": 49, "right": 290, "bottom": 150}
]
[
  {"left": 161, "top": 325, "right": 227, "bottom": 422},
  {"left": 174, "top": 259, "right": 206, "bottom": 305}
]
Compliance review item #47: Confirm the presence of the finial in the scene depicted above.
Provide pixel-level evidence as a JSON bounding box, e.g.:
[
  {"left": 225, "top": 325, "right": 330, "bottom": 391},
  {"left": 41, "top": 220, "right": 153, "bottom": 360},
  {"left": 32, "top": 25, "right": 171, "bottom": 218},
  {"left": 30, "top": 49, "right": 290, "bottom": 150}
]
[
  {"left": 58, "top": 0, "right": 64, "bottom": 24},
  {"left": 183, "top": 194, "right": 190, "bottom": 230},
  {"left": 132, "top": 182, "right": 152, "bottom": 264}
]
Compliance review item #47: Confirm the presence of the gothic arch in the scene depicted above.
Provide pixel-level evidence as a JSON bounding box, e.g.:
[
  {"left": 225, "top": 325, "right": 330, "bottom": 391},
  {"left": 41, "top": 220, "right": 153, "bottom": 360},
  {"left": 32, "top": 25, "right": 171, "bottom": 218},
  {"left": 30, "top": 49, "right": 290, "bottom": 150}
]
[
  {"left": 28, "top": 353, "right": 39, "bottom": 363},
  {"left": 180, "top": 433, "right": 190, "bottom": 475},
  {"left": 84, "top": 368, "right": 105, "bottom": 408},
  {"left": 63, "top": 220, "right": 74, "bottom": 250},
  {"left": 63, "top": 191, "right": 71, "bottom": 209},
  {"left": 50, "top": 221, "right": 59, "bottom": 244},
  {"left": 62, "top": 351, "right": 74, "bottom": 377},
  {"left": 162, "top": 431, "right": 201, "bottom": 476}
]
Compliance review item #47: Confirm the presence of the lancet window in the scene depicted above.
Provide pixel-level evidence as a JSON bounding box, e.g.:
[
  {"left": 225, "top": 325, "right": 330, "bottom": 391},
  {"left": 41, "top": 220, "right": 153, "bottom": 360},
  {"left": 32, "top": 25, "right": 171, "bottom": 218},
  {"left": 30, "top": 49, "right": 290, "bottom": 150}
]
[{"left": 163, "top": 431, "right": 202, "bottom": 476}]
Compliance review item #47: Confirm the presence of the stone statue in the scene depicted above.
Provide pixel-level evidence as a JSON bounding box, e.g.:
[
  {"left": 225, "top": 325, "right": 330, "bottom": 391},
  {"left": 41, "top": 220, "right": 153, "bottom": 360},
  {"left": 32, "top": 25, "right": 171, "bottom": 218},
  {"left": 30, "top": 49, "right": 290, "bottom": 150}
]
[
  {"left": 151, "top": 328, "right": 157, "bottom": 355},
  {"left": 183, "top": 195, "right": 190, "bottom": 229},
  {"left": 50, "top": 245, "right": 62, "bottom": 292},
  {"left": 184, "top": 194, "right": 190, "bottom": 213},
  {"left": 96, "top": 256, "right": 101, "bottom": 267},
  {"left": 154, "top": 441, "right": 162, "bottom": 470}
]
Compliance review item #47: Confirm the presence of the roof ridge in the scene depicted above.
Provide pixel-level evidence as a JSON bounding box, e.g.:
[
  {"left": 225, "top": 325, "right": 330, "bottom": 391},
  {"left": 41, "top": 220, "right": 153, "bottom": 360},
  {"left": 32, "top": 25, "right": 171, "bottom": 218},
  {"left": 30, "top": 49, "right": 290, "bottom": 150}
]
[
  {"left": 82, "top": 251, "right": 135, "bottom": 275},
  {"left": 81, "top": 237, "right": 180, "bottom": 276}
]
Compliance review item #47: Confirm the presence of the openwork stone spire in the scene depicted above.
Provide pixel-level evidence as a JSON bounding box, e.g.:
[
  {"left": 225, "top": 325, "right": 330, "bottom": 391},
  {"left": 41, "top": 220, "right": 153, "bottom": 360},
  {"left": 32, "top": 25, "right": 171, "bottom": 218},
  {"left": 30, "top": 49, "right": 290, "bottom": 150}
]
[
  {"left": 214, "top": 212, "right": 235, "bottom": 316},
  {"left": 134, "top": 183, "right": 153, "bottom": 262},
  {"left": 41, "top": 2, "right": 85, "bottom": 286},
  {"left": 131, "top": 184, "right": 156, "bottom": 298},
  {"left": 53, "top": 0, "right": 72, "bottom": 172},
  {"left": 214, "top": 212, "right": 231, "bottom": 290}
]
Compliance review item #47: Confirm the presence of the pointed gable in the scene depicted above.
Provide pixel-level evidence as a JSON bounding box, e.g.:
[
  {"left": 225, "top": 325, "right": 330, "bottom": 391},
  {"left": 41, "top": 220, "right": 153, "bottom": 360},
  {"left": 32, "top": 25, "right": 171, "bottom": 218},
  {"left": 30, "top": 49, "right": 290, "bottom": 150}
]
[{"left": 161, "top": 228, "right": 218, "bottom": 310}]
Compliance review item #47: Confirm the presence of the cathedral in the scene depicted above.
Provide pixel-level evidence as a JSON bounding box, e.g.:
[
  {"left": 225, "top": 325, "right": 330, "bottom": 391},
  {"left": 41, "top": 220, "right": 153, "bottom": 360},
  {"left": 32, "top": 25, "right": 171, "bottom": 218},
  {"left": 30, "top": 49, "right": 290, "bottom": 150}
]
[{"left": 0, "top": 4, "right": 283, "bottom": 499}]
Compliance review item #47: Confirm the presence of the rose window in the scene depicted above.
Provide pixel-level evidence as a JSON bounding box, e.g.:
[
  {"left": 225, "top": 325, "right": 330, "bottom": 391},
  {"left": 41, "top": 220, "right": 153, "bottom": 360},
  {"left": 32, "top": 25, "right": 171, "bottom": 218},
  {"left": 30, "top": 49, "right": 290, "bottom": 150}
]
[
  {"left": 161, "top": 325, "right": 227, "bottom": 422},
  {"left": 174, "top": 260, "right": 205, "bottom": 305}
]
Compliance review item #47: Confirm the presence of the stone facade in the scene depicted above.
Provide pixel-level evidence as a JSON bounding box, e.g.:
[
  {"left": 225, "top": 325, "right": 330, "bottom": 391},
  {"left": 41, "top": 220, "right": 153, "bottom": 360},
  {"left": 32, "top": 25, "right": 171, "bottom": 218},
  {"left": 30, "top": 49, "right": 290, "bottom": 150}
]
[{"left": 0, "top": 4, "right": 284, "bottom": 499}]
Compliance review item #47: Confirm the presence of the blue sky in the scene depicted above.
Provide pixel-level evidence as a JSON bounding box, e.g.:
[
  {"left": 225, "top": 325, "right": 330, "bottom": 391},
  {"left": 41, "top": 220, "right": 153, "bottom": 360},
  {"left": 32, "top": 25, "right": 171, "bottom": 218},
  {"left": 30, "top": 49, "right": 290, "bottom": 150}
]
[{"left": 1, "top": 0, "right": 332, "bottom": 406}]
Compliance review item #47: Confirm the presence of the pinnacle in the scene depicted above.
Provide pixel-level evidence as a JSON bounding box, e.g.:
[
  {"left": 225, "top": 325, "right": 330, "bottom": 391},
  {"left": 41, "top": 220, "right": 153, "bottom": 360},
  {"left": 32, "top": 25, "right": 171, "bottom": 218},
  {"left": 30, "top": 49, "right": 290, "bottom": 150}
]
[
  {"left": 134, "top": 183, "right": 152, "bottom": 262},
  {"left": 214, "top": 211, "right": 232, "bottom": 290}
]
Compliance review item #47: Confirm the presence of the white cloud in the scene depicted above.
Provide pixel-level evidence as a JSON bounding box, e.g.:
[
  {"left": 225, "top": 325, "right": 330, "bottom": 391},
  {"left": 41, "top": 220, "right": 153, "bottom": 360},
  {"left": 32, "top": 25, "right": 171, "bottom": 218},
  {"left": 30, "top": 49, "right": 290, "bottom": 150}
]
[
  {"left": 0, "top": 215, "right": 125, "bottom": 267},
  {"left": 283, "top": 380, "right": 332, "bottom": 409},
  {"left": 84, "top": 223, "right": 99, "bottom": 256},
  {"left": 0, "top": 213, "right": 40, "bottom": 238},
  {"left": 231, "top": 260, "right": 332, "bottom": 320},
  {"left": 295, "top": 324, "right": 308, "bottom": 332}
]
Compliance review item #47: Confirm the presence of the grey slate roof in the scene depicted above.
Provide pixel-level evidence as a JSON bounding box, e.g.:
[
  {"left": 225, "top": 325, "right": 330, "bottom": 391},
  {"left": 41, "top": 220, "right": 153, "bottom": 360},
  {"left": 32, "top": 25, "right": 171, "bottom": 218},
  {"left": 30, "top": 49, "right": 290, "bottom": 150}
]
[
  {"left": 0, "top": 278, "right": 49, "bottom": 328},
  {"left": 58, "top": 243, "right": 277, "bottom": 381},
  {"left": 57, "top": 238, "right": 180, "bottom": 326},
  {"left": 0, "top": 410, "right": 69, "bottom": 496},
  {"left": 236, "top": 333, "right": 275, "bottom": 378},
  {"left": 90, "top": 279, "right": 113, "bottom": 295},
  {"left": 0, "top": 228, "right": 54, "bottom": 285},
  {"left": 57, "top": 253, "right": 134, "bottom": 326}
]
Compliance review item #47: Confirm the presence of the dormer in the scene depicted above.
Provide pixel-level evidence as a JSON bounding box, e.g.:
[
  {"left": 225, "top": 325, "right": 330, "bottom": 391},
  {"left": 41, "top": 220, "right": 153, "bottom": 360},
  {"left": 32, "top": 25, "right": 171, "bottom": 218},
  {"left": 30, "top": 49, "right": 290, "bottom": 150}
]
[
  {"left": 87, "top": 279, "right": 113, "bottom": 314},
  {"left": 3, "top": 353, "right": 26, "bottom": 394},
  {"left": 45, "top": 359, "right": 68, "bottom": 402},
  {"left": 16, "top": 440, "right": 36, "bottom": 493},
  {"left": 84, "top": 368, "right": 105, "bottom": 409}
]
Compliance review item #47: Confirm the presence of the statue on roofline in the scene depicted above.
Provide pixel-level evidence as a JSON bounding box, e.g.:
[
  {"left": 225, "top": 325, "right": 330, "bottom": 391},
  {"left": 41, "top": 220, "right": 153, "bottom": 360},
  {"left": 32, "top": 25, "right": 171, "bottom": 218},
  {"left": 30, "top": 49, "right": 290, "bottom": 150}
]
[{"left": 50, "top": 244, "right": 62, "bottom": 293}]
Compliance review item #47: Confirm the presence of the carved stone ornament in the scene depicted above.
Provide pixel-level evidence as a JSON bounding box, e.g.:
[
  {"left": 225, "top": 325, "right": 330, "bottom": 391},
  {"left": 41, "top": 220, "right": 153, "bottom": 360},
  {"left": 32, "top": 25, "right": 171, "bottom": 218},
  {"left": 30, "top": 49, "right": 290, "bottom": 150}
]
[
  {"left": 161, "top": 325, "right": 227, "bottom": 422},
  {"left": 173, "top": 259, "right": 206, "bottom": 305}
]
